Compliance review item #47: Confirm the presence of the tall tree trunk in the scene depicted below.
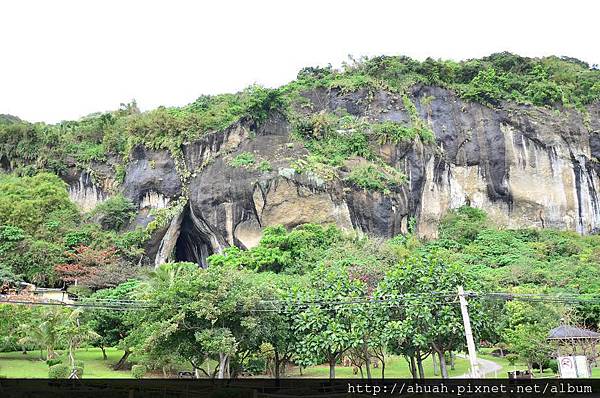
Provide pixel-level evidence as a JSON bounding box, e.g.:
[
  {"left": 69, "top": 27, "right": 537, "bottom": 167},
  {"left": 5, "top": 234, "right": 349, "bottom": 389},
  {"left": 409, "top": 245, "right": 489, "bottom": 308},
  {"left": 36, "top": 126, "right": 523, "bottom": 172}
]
[
  {"left": 540, "top": 362, "right": 544, "bottom": 373},
  {"left": 274, "top": 351, "right": 280, "bottom": 381},
  {"left": 450, "top": 351, "right": 455, "bottom": 370},
  {"left": 328, "top": 355, "right": 336, "bottom": 379},
  {"left": 218, "top": 353, "right": 229, "bottom": 379},
  {"left": 381, "top": 361, "right": 385, "bottom": 380},
  {"left": 364, "top": 347, "right": 372, "bottom": 380},
  {"left": 438, "top": 350, "right": 449, "bottom": 379},
  {"left": 114, "top": 349, "right": 131, "bottom": 370},
  {"left": 101, "top": 346, "right": 107, "bottom": 360},
  {"left": 432, "top": 351, "right": 439, "bottom": 376},
  {"left": 416, "top": 354, "right": 425, "bottom": 379},
  {"left": 409, "top": 356, "right": 417, "bottom": 379},
  {"left": 68, "top": 342, "right": 75, "bottom": 369}
]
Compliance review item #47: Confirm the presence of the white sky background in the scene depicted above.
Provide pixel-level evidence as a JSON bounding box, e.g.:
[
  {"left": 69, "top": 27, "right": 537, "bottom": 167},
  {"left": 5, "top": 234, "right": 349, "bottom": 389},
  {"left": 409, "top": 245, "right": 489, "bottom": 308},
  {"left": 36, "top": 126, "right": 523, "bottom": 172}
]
[{"left": 1, "top": 0, "right": 599, "bottom": 123}]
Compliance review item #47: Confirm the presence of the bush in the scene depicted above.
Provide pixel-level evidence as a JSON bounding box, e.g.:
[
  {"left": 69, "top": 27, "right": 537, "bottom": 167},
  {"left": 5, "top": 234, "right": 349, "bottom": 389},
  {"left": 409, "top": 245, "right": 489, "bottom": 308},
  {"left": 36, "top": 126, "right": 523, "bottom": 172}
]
[
  {"left": 244, "top": 357, "right": 267, "bottom": 375},
  {"left": 345, "top": 164, "right": 406, "bottom": 193},
  {"left": 505, "top": 354, "right": 519, "bottom": 367},
  {"left": 91, "top": 195, "right": 136, "bottom": 231},
  {"left": 48, "top": 363, "right": 70, "bottom": 379},
  {"left": 46, "top": 358, "right": 62, "bottom": 367},
  {"left": 547, "top": 359, "right": 559, "bottom": 374},
  {"left": 257, "top": 160, "right": 272, "bottom": 172},
  {"left": 228, "top": 152, "right": 255, "bottom": 168},
  {"left": 131, "top": 364, "right": 147, "bottom": 379},
  {"left": 439, "top": 206, "right": 488, "bottom": 245}
]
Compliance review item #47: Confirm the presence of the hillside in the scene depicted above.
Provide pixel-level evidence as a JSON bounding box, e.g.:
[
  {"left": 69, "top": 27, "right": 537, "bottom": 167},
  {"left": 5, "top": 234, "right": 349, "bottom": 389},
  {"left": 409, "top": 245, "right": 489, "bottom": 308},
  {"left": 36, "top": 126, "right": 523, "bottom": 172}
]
[
  {"left": 1, "top": 52, "right": 600, "bottom": 379},
  {"left": 2, "top": 52, "right": 599, "bottom": 269}
]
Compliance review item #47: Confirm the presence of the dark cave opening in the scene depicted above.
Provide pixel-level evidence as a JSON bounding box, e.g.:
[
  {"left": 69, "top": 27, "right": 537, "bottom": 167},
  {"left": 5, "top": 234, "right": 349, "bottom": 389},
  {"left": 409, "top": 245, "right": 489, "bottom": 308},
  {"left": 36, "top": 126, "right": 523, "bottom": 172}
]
[{"left": 173, "top": 207, "right": 214, "bottom": 268}]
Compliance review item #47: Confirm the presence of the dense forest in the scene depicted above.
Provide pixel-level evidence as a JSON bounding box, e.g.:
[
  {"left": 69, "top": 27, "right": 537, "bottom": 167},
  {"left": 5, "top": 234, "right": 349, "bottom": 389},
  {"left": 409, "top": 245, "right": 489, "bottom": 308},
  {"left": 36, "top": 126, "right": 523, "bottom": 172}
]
[{"left": 1, "top": 52, "right": 600, "bottom": 379}]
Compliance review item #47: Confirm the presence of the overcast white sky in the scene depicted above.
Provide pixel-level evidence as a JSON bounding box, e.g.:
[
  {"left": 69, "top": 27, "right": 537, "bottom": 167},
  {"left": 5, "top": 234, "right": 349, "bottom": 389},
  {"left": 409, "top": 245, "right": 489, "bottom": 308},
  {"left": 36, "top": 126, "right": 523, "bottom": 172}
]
[{"left": 1, "top": 0, "right": 599, "bottom": 123}]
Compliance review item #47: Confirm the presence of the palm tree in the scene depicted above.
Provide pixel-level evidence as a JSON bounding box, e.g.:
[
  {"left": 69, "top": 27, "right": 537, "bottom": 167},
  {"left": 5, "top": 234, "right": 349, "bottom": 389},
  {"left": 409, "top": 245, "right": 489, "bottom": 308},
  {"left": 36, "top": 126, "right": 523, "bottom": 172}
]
[
  {"left": 59, "top": 309, "right": 100, "bottom": 371},
  {"left": 18, "top": 307, "right": 68, "bottom": 360}
]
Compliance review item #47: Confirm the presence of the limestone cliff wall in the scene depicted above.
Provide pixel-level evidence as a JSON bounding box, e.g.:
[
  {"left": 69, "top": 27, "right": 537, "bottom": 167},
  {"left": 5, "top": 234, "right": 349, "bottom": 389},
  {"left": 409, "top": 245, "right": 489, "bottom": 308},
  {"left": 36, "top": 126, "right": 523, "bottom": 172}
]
[{"left": 62, "top": 85, "right": 600, "bottom": 267}]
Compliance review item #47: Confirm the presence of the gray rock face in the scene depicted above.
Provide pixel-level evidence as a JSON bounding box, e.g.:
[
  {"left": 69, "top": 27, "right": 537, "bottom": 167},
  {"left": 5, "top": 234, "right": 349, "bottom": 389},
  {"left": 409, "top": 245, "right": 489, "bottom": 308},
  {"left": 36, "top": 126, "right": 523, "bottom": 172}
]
[{"left": 67, "top": 86, "right": 600, "bottom": 266}]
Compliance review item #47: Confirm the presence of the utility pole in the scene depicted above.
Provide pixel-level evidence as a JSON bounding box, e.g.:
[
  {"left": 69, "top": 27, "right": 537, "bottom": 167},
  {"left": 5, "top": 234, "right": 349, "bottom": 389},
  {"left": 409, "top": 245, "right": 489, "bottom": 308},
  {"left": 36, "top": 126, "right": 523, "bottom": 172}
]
[{"left": 458, "top": 286, "right": 480, "bottom": 378}]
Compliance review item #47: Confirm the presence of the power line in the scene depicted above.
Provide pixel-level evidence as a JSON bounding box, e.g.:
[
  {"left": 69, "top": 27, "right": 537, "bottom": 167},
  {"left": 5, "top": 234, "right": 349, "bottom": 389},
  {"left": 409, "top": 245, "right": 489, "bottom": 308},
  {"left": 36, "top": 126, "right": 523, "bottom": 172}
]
[{"left": 2, "top": 291, "right": 600, "bottom": 313}]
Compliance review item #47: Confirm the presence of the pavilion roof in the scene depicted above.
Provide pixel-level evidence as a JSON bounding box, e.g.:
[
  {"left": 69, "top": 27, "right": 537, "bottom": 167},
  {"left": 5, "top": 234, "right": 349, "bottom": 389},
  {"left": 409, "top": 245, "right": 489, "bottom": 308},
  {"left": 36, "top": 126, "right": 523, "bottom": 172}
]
[{"left": 548, "top": 325, "right": 600, "bottom": 340}]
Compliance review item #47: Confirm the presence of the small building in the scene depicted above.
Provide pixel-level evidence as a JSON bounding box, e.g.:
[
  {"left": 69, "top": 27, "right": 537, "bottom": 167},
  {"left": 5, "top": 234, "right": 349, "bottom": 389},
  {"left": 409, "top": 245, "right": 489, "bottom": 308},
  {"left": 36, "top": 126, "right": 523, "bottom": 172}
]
[{"left": 32, "top": 287, "right": 75, "bottom": 304}]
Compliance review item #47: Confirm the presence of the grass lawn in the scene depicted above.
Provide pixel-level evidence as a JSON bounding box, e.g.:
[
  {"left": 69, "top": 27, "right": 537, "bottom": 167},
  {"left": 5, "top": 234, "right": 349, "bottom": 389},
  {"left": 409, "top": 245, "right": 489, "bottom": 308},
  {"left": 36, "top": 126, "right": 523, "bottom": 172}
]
[
  {"left": 0, "top": 347, "right": 133, "bottom": 378},
  {"left": 1, "top": 348, "right": 471, "bottom": 379},
  {"left": 477, "top": 348, "right": 600, "bottom": 379},
  {"left": 288, "top": 355, "right": 471, "bottom": 378}
]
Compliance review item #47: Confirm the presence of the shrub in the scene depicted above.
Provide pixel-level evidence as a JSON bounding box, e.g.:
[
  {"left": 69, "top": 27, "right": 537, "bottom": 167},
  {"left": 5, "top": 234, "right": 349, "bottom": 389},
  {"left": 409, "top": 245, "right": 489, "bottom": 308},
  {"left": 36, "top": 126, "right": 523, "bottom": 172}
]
[
  {"left": 244, "top": 357, "right": 267, "bottom": 375},
  {"left": 346, "top": 164, "right": 406, "bottom": 193},
  {"left": 48, "top": 363, "right": 70, "bottom": 379},
  {"left": 91, "top": 195, "right": 136, "bottom": 231},
  {"left": 257, "top": 160, "right": 272, "bottom": 172},
  {"left": 373, "top": 121, "right": 417, "bottom": 144},
  {"left": 46, "top": 358, "right": 62, "bottom": 367},
  {"left": 505, "top": 354, "right": 519, "bottom": 367},
  {"left": 131, "top": 364, "right": 147, "bottom": 379},
  {"left": 228, "top": 152, "right": 255, "bottom": 168},
  {"left": 74, "top": 366, "right": 84, "bottom": 378},
  {"left": 547, "top": 359, "right": 559, "bottom": 374},
  {"left": 439, "top": 206, "right": 488, "bottom": 245}
]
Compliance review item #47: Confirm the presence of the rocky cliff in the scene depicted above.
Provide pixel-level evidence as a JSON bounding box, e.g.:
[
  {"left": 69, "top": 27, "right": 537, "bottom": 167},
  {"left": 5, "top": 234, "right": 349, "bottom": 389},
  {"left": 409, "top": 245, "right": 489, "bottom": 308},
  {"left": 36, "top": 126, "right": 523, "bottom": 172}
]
[{"left": 62, "top": 84, "right": 600, "bottom": 267}]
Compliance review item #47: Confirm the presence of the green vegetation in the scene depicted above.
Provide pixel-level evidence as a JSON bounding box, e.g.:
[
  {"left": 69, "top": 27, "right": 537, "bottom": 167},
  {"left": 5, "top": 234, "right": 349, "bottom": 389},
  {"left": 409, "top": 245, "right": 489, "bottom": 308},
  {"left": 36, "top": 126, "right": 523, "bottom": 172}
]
[
  {"left": 227, "top": 152, "right": 256, "bottom": 168},
  {"left": 1, "top": 52, "right": 600, "bottom": 379},
  {"left": 0, "top": 173, "right": 143, "bottom": 286},
  {"left": 0, "top": 86, "right": 283, "bottom": 178},
  {"left": 257, "top": 160, "right": 272, "bottom": 172},
  {"left": 131, "top": 364, "right": 147, "bottom": 379},
  {"left": 289, "top": 112, "right": 409, "bottom": 191},
  {"left": 48, "top": 363, "right": 70, "bottom": 379},
  {"left": 0, "top": 348, "right": 132, "bottom": 378},
  {"left": 1, "top": 210, "right": 600, "bottom": 379},
  {"left": 346, "top": 164, "right": 406, "bottom": 194},
  {"left": 91, "top": 194, "right": 137, "bottom": 231},
  {"left": 4, "top": 53, "right": 596, "bottom": 182}
]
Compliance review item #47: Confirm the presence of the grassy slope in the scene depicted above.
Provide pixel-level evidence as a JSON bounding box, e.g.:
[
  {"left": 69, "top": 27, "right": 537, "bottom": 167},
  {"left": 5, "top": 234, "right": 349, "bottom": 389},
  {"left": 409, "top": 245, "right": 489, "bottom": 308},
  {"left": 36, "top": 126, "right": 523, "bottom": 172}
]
[
  {"left": 9, "top": 348, "right": 599, "bottom": 379},
  {"left": 287, "top": 355, "right": 471, "bottom": 378},
  {"left": 0, "top": 348, "right": 471, "bottom": 379},
  {"left": 0, "top": 347, "right": 132, "bottom": 378}
]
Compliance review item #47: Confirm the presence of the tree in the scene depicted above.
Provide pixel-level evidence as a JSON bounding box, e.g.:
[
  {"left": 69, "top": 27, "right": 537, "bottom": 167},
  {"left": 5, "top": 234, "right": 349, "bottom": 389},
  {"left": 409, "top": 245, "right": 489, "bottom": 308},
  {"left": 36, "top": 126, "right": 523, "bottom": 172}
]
[
  {"left": 83, "top": 280, "right": 139, "bottom": 360},
  {"left": 504, "top": 323, "right": 552, "bottom": 373},
  {"left": 127, "top": 262, "right": 267, "bottom": 379},
  {"left": 377, "top": 251, "right": 483, "bottom": 378},
  {"left": 90, "top": 195, "right": 136, "bottom": 231},
  {"left": 502, "top": 288, "right": 560, "bottom": 373},
  {"left": 58, "top": 309, "right": 100, "bottom": 372},
  {"left": 291, "top": 265, "right": 367, "bottom": 379},
  {"left": 0, "top": 173, "right": 78, "bottom": 236},
  {"left": 18, "top": 307, "right": 70, "bottom": 360},
  {"left": 54, "top": 245, "right": 135, "bottom": 289}
]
